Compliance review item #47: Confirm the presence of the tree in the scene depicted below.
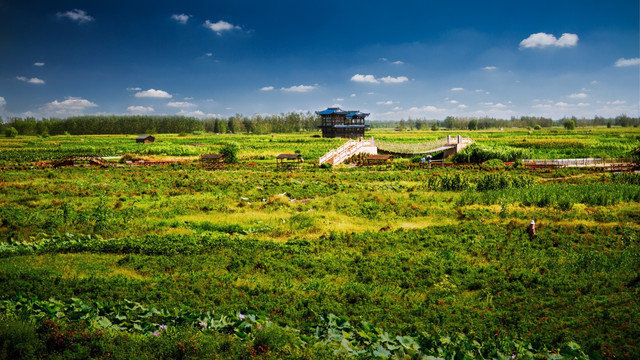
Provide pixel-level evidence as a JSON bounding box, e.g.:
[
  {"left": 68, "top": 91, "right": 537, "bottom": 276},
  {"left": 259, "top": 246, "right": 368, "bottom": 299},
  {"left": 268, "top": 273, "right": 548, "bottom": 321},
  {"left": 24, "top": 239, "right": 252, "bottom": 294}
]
[
  {"left": 431, "top": 122, "right": 439, "bottom": 131},
  {"left": 563, "top": 119, "right": 575, "bottom": 130},
  {"left": 468, "top": 119, "right": 478, "bottom": 131},
  {"left": 5, "top": 126, "right": 18, "bottom": 138}
]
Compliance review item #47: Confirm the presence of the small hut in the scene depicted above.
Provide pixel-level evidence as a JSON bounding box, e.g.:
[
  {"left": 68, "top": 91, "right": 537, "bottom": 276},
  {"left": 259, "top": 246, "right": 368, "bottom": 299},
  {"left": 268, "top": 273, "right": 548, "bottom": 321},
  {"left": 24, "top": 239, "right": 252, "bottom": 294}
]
[
  {"left": 200, "top": 153, "right": 225, "bottom": 168},
  {"left": 276, "top": 154, "right": 303, "bottom": 170},
  {"left": 136, "top": 135, "right": 155, "bottom": 143},
  {"left": 364, "top": 154, "right": 393, "bottom": 166}
]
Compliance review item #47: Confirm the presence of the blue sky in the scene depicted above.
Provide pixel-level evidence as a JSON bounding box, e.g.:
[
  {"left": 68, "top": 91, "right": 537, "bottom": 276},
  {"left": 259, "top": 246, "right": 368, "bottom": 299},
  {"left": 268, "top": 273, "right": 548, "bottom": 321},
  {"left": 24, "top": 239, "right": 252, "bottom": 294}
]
[{"left": 1, "top": 0, "right": 638, "bottom": 120}]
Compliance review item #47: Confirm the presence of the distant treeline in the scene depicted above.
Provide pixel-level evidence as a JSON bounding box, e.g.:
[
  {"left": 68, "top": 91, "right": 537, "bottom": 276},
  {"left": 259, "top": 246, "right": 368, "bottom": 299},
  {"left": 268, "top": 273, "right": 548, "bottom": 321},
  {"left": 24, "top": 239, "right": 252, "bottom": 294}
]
[
  {"left": 1, "top": 113, "right": 638, "bottom": 136},
  {"left": 371, "top": 115, "right": 639, "bottom": 130},
  {"left": 0, "top": 113, "right": 321, "bottom": 136}
]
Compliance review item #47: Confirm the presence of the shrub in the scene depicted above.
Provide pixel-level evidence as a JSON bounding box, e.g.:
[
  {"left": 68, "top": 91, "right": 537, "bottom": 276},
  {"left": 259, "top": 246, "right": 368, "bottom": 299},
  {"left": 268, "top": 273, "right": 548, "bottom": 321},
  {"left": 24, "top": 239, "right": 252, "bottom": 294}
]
[
  {"left": 5, "top": 127, "right": 18, "bottom": 138},
  {"left": 452, "top": 144, "right": 531, "bottom": 163},
  {"left": 220, "top": 142, "right": 239, "bottom": 164},
  {"left": 564, "top": 119, "right": 576, "bottom": 130},
  {"left": 534, "top": 124, "right": 542, "bottom": 130},
  {"left": 482, "top": 159, "right": 505, "bottom": 170}
]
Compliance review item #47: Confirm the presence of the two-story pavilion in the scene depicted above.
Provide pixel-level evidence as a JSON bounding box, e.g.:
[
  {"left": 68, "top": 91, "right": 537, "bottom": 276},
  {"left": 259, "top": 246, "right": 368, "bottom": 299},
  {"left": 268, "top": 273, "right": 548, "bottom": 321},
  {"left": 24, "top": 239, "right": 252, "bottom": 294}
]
[{"left": 316, "top": 107, "right": 370, "bottom": 138}]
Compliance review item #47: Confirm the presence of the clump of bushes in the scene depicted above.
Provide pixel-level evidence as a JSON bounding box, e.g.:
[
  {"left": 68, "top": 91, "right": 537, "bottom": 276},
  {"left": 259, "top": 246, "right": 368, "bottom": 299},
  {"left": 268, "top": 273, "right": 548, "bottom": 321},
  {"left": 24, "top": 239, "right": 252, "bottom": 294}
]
[
  {"left": 452, "top": 144, "right": 531, "bottom": 164},
  {"left": 5, "top": 127, "right": 18, "bottom": 138},
  {"left": 220, "top": 142, "right": 240, "bottom": 164}
]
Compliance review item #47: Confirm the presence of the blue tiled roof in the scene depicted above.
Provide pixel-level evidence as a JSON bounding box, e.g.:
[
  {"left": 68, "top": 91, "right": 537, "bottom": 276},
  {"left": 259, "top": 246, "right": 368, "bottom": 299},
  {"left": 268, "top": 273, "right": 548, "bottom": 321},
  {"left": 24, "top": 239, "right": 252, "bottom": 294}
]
[{"left": 316, "top": 108, "right": 369, "bottom": 118}]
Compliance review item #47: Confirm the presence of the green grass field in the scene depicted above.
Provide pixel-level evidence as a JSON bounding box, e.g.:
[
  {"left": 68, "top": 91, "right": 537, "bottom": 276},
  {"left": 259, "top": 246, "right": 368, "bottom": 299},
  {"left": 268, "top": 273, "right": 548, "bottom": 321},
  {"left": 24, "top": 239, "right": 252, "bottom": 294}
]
[{"left": 0, "top": 128, "right": 638, "bottom": 359}]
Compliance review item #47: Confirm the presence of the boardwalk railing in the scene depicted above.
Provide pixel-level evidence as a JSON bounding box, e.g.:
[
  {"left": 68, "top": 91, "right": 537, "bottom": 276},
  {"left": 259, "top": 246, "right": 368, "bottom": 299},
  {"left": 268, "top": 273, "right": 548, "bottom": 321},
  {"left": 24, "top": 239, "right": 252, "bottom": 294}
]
[
  {"left": 376, "top": 136, "right": 472, "bottom": 155},
  {"left": 522, "top": 158, "right": 634, "bottom": 167},
  {"left": 319, "top": 138, "right": 374, "bottom": 165}
]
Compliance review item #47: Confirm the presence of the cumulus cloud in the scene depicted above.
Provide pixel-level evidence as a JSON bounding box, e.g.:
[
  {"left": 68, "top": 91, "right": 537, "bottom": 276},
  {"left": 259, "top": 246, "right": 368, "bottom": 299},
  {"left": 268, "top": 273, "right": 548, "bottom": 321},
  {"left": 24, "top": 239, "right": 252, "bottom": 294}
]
[
  {"left": 615, "top": 58, "right": 640, "bottom": 67},
  {"left": 57, "top": 9, "right": 94, "bottom": 24},
  {"left": 260, "top": 86, "right": 274, "bottom": 91},
  {"left": 351, "top": 74, "right": 408, "bottom": 84},
  {"left": 281, "top": 85, "right": 316, "bottom": 93},
  {"left": 608, "top": 100, "right": 626, "bottom": 105},
  {"left": 167, "top": 101, "right": 196, "bottom": 108},
  {"left": 491, "top": 103, "right": 507, "bottom": 108},
  {"left": 380, "top": 76, "right": 408, "bottom": 84},
  {"left": 41, "top": 97, "right": 97, "bottom": 116},
  {"left": 351, "top": 74, "right": 379, "bottom": 84},
  {"left": 176, "top": 109, "right": 221, "bottom": 118},
  {"left": 450, "top": 87, "right": 464, "bottom": 91},
  {"left": 127, "top": 106, "right": 154, "bottom": 113},
  {"left": 447, "top": 100, "right": 459, "bottom": 104},
  {"left": 555, "top": 101, "right": 570, "bottom": 107},
  {"left": 0, "top": 96, "right": 6, "bottom": 107},
  {"left": 483, "top": 66, "right": 497, "bottom": 70},
  {"left": 334, "top": 98, "right": 344, "bottom": 102},
  {"left": 376, "top": 100, "right": 395, "bottom": 105},
  {"left": 457, "top": 104, "right": 468, "bottom": 109},
  {"left": 204, "top": 20, "right": 241, "bottom": 35},
  {"left": 135, "top": 89, "right": 172, "bottom": 98},
  {"left": 519, "top": 32, "right": 578, "bottom": 49},
  {"left": 171, "top": 14, "right": 191, "bottom": 24},
  {"left": 17, "top": 76, "right": 45, "bottom": 84},
  {"left": 568, "top": 93, "right": 588, "bottom": 99},
  {"left": 34, "top": 62, "right": 45, "bottom": 67}
]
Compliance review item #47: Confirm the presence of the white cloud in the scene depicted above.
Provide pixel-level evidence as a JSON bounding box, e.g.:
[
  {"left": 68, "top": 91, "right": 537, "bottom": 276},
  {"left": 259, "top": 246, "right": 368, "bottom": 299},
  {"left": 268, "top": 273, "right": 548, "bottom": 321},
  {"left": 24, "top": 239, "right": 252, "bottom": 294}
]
[
  {"left": 260, "top": 86, "right": 274, "bottom": 91},
  {"left": 479, "top": 102, "right": 494, "bottom": 106},
  {"left": 408, "top": 105, "right": 445, "bottom": 113},
  {"left": 126, "top": 87, "right": 141, "bottom": 91},
  {"left": 608, "top": 100, "right": 626, "bottom": 105},
  {"left": 568, "top": 93, "right": 588, "bottom": 99},
  {"left": 491, "top": 103, "right": 507, "bottom": 108},
  {"left": 333, "top": 98, "right": 344, "bottom": 102},
  {"left": 376, "top": 100, "right": 395, "bottom": 105},
  {"left": 171, "top": 14, "right": 191, "bottom": 24},
  {"left": 281, "top": 85, "right": 316, "bottom": 93},
  {"left": 450, "top": 87, "right": 464, "bottom": 91},
  {"left": 351, "top": 74, "right": 408, "bottom": 84},
  {"left": 392, "top": 61, "right": 404, "bottom": 65},
  {"left": 591, "top": 80, "right": 599, "bottom": 84},
  {"left": 177, "top": 109, "right": 220, "bottom": 118},
  {"left": 483, "top": 66, "right": 497, "bottom": 70},
  {"left": 127, "top": 106, "right": 154, "bottom": 113},
  {"left": 204, "top": 20, "right": 241, "bottom": 35},
  {"left": 135, "top": 89, "right": 172, "bottom": 98},
  {"left": 351, "top": 74, "right": 379, "bottom": 84},
  {"left": 519, "top": 32, "right": 578, "bottom": 49},
  {"left": 205, "top": 52, "right": 213, "bottom": 57},
  {"left": 380, "top": 76, "right": 408, "bottom": 84},
  {"left": 457, "top": 104, "right": 468, "bottom": 109},
  {"left": 0, "top": 96, "right": 6, "bottom": 107},
  {"left": 447, "top": 100, "right": 459, "bottom": 104},
  {"left": 167, "top": 101, "right": 196, "bottom": 108},
  {"left": 555, "top": 101, "right": 570, "bottom": 107},
  {"left": 614, "top": 58, "right": 640, "bottom": 67},
  {"left": 577, "top": 103, "right": 590, "bottom": 107},
  {"left": 41, "top": 97, "right": 97, "bottom": 116},
  {"left": 350, "top": 93, "right": 356, "bottom": 97},
  {"left": 34, "top": 62, "right": 45, "bottom": 67},
  {"left": 57, "top": 9, "right": 94, "bottom": 24},
  {"left": 17, "top": 76, "right": 45, "bottom": 84},
  {"left": 392, "top": 106, "right": 403, "bottom": 111}
]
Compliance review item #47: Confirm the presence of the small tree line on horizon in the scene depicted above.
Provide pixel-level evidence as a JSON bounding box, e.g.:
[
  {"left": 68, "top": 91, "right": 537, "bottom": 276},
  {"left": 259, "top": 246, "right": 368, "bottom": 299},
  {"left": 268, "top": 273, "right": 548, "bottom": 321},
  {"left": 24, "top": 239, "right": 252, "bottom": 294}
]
[
  {"left": 371, "top": 114, "right": 639, "bottom": 131},
  {"left": 1, "top": 113, "right": 638, "bottom": 136}
]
